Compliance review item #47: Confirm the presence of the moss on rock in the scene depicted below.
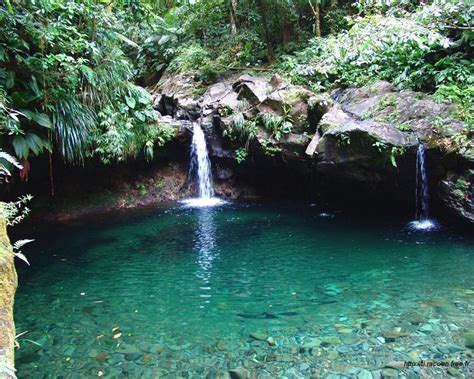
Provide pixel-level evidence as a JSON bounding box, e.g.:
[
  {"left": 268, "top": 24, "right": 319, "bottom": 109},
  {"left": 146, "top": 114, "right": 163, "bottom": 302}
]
[{"left": 0, "top": 220, "right": 17, "bottom": 377}]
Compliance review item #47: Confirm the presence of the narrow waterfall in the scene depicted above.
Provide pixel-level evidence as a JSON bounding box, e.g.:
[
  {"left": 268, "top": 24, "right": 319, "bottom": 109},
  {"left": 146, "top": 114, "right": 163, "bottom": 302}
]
[
  {"left": 415, "top": 142, "right": 429, "bottom": 220},
  {"left": 410, "top": 141, "right": 437, "bottom": 230},
  {"left": 190, "top": 122, "right": 214, "bottom": 199},
  {"left": 182, "top": 122, "right": 223, "bottom": 207}
]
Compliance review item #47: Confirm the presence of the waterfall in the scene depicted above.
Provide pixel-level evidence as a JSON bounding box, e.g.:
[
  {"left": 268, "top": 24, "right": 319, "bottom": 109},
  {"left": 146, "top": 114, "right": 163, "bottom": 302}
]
[
  {"left": 182, "top": 122, "right": 224, "bottom": 207},
  {"left": 415, "top": 142, "right": 429, "bottom": 220},
  {"left": 410, "top": 141, "right": 437, "bottom": 231},
  {"left": 190, "top": 122, "right": 214, "bottom": 199}
]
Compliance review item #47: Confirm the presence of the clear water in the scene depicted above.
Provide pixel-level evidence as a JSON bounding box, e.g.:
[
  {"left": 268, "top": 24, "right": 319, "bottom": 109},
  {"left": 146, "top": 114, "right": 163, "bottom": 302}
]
[{"left": 14, "top": 203, "right": 474, "bottom": 378}]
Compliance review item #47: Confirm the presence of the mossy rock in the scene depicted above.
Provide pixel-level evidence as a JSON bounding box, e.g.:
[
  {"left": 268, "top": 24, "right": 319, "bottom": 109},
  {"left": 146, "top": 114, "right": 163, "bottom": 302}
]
[{"left": 0, "top": 220, "right": 18, "bottom": 377}]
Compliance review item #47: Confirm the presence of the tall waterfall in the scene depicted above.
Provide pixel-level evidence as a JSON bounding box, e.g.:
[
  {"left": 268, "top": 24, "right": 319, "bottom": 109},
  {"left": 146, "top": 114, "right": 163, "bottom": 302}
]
[
  {"left": 182, "top": 122, "right": 223, "bottom": 207},
  {"left": 190, "top": 122, "right": 214, "bottom": 199},
  {"left": 410, "top": 141, "right": 437, "bottom": 230},
  {"left": 415, "top": 142, "right": 429, "bottom": 220}
]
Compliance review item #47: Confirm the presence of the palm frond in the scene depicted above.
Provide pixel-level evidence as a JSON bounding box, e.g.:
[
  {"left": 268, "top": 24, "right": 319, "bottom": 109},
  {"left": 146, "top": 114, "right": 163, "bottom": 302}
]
[{"left": 52, "top": 98, "right": 95, "bottom": 165}]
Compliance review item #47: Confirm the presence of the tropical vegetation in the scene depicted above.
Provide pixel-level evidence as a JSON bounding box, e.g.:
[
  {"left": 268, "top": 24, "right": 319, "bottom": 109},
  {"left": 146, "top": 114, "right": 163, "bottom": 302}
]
[{"left": 0, "top": 0, "right": 472, "bottom": 182}]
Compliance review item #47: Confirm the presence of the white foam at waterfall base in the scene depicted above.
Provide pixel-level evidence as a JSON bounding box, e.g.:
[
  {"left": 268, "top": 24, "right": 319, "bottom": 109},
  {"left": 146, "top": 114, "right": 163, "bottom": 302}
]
[
  {"left": 181, "top": 197, "right": 226, "bottom": 208},
  {"left": 408, "top": 219, "right": 438, "bottom": 231},
  {"left": 182, "top": 122, "right": 226, "bottom": 208}
]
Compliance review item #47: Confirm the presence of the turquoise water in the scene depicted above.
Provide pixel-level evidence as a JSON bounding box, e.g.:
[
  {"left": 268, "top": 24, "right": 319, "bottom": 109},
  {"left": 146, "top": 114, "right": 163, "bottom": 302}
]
[{"left": 14, "top": 203, "right": 474, "bottom": 378}]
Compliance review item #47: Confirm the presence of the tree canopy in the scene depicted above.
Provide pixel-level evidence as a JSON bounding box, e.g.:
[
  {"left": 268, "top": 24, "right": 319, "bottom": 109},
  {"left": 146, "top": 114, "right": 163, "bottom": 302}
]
[{"left": 0, "top": 0, "right": 472, "bottom": 180}]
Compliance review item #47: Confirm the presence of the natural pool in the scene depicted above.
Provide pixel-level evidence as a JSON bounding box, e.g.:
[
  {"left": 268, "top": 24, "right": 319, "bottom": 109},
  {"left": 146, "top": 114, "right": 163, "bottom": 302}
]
[{"left": 14, "top": 203, "right": 474, "bottom": 378}]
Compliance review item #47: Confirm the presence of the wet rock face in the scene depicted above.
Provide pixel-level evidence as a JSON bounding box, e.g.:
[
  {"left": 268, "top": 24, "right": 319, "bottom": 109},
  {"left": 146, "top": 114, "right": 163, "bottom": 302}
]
[
  {"left": 313, "top": 82, "right": 472, "bottom": 223},
  {"left": 0, "top": 221, "right": 18, "bottom": 378},
  {"left": 150, "top": 72, "right": 472, "bottom": 225},
  {"left": 439, "top": 169, "right": 474, "bottom": 224}
]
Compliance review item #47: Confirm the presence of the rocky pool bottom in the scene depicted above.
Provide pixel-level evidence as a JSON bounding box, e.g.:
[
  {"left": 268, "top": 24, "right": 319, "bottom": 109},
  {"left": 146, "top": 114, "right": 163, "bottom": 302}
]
[{"left": 13, "top": 202, "right": 474, "bottom": 378}]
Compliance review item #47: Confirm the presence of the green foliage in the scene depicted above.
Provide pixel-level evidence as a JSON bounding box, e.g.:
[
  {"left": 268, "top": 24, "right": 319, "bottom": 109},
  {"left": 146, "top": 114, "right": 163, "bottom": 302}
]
[
  {"left": 235, "top": 147, "right": 248, "bottom": 164},
  {"left": 261, "top": 139, "right": 282, "bottom": 156},
  {"left": 259, "top": 106, "right": 294, "bottom": 141},
  {"left": 88, "top": 84, "right": 173, "bottom": 165},
  {"left": 226, "top": 110, "right": 258, "bottom": 150},
  {"left": 1, "top": 0, "right": 472, "bottom": 180},
  {"left": 277, "top": 0, "right": 473, "bottom": 101},
  {"left": 434, "top": 84, "right": 474, "bottom": 127},
  {"left": 0, "top": 0, "right": 163, "bottom": 170},
  {"left": 168, "top": 43, "right": 212, "bottom": 73}
]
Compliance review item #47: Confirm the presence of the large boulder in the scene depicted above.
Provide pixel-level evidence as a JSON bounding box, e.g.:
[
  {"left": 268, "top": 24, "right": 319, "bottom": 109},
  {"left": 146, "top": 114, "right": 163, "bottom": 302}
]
[
  {"left": 207, "top": 74, "right": 328, "bottom": 160},
  {"left": 150, "top": 72, "right": 202, "bottom": 119},
  {"left": 313, "top": 102, "right": 417, "bottom": 185},
  {"left": 336, "top": 81, "right": 465, "bottom": 141},
  {"left": 314, "top": 81, "right": 472, "bottom": 222}
]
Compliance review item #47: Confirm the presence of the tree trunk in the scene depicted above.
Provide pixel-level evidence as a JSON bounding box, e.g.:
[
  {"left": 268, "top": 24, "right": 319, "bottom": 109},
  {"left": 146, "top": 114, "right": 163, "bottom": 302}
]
[
  {"left": 256, "top": 0, "right": 274, "bottom": 59},
  {"left": 230, "top": 0, "right": 237, "bottom": 34},
  {"left": 280, "top": 0, "right": 291, "bottom": 46},
  {"left": 309, "top": 0, "right": 321, "bottom": 37}
]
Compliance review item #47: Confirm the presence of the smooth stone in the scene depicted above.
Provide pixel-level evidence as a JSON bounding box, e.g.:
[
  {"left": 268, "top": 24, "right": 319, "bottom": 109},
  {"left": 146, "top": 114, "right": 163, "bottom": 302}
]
[
  {"left": 464, "top": 331, "right": 474, "bottom": 349},
  {"left": 341, "top": 336, "right": 359, "bottom": 344},
  {"left": 96, "top": 352, "right": 108, "bottom": 362},
  {"left": 409, "top": 317, "right": 424, "bottom": 325},
  {"left": 406, "top": 350, "right": 420, "bottom": 361},
  {"left": 125, "top": 353, "right": 141, "bottom": 361},
  {"left": 88, "top": 349, "right": 99, "bottom": 358},
  {"left": 137, "top": 342, "right": 153, "bottom": 352},
  {"left": 381, "top": 368, "right": 398, "bottom": 378},
  {"left": 385, "top": 362, "right": 404, "bottom": 369},
  {"left": 299, "top": 363, "right": 310, "bottom": 373},
  {"left": 357, "top": 369, "right": 373, "bottom": 379},
  {"left": 327, "top": 351, "right": 339, "bottom": 360},
  {"left": 309, "top": 347, "right": 323, "bottom": 357},
  {"left": 108, "top": 353, "right": 125, "bottom": 365},
  {"left": 445, "top": 344, "right": 464, "bottom": 353},
  {"left": 116, "top": 344, "right": 140, "bottom": 354},
  {"left": 266, "top": 337, "right": 276, "bottom": 346},
  {"left": 337, "top": 328, "right": 353, "bottom": 334},
  {"left": 420, "top": 324, "right": 434, "bottom": 332},
  {"left": 63, "top": 346, "right": 76, "bottom": 356},
  {"left": 276, "top": 354, "right": 293, "bottom": 362},
  {"left": 447, "top": 366, "right": 464, "bottom": 378},
  {"left": 102, "top": 367, "right": 122, "bottom": 378},
  {"left": 250, "top": 332, "right": 268, "bottom": 341},
  {"left": 303, "top": 337, "right": 322, "bottom": 348},
  {"left": 348, "top": 368, "right": 360, "bottom": 375},
  {"left": 382, "top": 331, "right": 404, "bottom": 342},
  {"left": 229, "top": 368, "right": 250, "bottom": 379},
  {"left": 217, "top": 341, "right": 228, "bottom": 351},
  {"left": 149, "top": 345, "right": 164, "bottom": 354},
  {"left": 285, "top": 368, "right": 303, "bottom": 378},
  {"left": 322, "top": 336, "right": 342, "bottom": 345}
]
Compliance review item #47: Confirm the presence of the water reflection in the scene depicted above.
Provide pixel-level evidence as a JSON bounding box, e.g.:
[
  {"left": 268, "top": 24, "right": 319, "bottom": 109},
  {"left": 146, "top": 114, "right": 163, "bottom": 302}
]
[{"left": 193, "top": 208, "right": 218, "bottom": 287}]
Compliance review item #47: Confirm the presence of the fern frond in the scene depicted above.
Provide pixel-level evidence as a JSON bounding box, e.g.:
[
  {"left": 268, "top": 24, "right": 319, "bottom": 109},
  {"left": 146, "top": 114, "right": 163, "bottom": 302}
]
[{"left": 13, "top": 239, "right": 35, "bottom": 250}]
